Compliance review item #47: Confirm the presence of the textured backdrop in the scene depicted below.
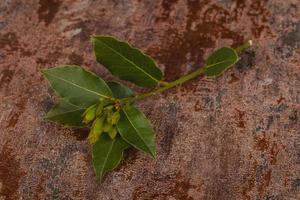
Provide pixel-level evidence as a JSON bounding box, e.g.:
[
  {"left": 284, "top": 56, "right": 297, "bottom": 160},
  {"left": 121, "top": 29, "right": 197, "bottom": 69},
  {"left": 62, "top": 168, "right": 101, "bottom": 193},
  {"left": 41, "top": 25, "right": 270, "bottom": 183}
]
[{"left": 0, "top": 0, "right": 299, "bottom": 199}]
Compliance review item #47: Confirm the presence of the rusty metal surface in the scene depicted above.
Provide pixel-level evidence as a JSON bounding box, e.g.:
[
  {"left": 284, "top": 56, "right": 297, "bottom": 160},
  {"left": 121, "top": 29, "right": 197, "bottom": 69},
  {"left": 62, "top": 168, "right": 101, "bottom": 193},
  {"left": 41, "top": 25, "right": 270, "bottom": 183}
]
[{"left": 0, "top": 0, "right": 299, "bottom": 199}]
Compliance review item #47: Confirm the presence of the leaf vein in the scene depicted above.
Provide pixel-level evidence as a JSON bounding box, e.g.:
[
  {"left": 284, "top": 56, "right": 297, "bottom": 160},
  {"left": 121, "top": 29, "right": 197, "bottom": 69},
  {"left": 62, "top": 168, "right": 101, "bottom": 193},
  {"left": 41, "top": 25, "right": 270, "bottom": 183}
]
[
  {"left": 122, "top": 108, "right": 153, "bottom": 154},
  {"left": 45, "top": 73, "right": 111, "bottom": 99},
  {"left": 99, "top": 139, "right": 116, "bottom": 178},
  {"left": 47, "top": 108, "right": 85, "bottom": 118},
  {"left": 96, "top": 39, "right": 160, "bottom": 83},
  {"left": 205, "top": 58, "right": 238, "bottom": 68}
]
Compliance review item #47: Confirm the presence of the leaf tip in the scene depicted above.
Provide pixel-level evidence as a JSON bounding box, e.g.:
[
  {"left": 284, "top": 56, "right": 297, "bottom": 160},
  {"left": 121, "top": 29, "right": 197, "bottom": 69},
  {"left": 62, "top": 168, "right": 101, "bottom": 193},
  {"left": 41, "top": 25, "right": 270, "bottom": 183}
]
[
  {"left": 151, "top": 153, "right": 156, "bottom": 159},
  {"left": 148, "top": 148, "right": 156, "bottom": 159}
]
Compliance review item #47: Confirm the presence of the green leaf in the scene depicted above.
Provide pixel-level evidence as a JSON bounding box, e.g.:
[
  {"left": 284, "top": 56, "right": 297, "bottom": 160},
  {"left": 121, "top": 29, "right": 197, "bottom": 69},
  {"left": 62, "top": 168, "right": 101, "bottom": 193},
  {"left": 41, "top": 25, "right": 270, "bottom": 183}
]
[
  {"left": 42, "top": 65, "right": 113, "bottom": 108},
  {"left": 117, "top": 104, "right": 156, "bottom": 158},
  {"left": 45, "top": 99, "right": 85, "bottom": 127},
  {"left": 204, "top": 47, "right": 239, "bottom": 77},
  {"left": 107, "top": 81, "right": 134, "bottom": 99},
  {"left": 92, "top": 134, "right": 129, "bottom": 182},
  {"left": 92, "top": 36, "right": 163, "bottom": 88}
]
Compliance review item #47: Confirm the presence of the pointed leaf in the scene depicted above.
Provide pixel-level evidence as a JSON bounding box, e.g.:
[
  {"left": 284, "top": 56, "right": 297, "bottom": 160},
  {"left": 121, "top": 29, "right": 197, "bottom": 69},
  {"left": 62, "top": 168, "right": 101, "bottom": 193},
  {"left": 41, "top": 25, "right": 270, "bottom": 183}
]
[
  {"left": 42, "top": 65, "right": 113, "bottom": 107},
  {"left": 92, "top": 36, "right": 163, "bottom": 88},
  {"left": 204, "top": 47, "right": 239, "bottom": 77},
  {"left": 117, "top": 104, "right": 156, "bottom": 158},
  {"left": 107, "top": 81, "right": 134, "bottom": 99},
  {"left": 92, "top": 134, "right": 129, "bottom": 182},
  {"left": 45, "top": 100, "right": 85, "bottom": 127}
]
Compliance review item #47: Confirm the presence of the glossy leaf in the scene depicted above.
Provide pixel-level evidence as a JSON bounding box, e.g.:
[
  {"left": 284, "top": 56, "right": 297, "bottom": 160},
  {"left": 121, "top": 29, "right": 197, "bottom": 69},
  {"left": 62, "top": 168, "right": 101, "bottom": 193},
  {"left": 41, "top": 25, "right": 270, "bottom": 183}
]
[
  {"left": 92, "top": 134, "right": 129, "bottom": 182},
  {"left": 92, "top": 36, "right": 163, "bottom": 88},
  {"left": 204, "top": 47, "right": 239, "bottom": 77},
  {"left": 117, "top": 104, "right": 156, "bottom": 158},
  {"left": 107, "top": 82, "right": 134, "bottom": 99},
  {"left": 42, "top": 65, "right": 113, "bottom": 107},
  {"left": 45, "top": 100, "right": 85, "bottom": 127}
]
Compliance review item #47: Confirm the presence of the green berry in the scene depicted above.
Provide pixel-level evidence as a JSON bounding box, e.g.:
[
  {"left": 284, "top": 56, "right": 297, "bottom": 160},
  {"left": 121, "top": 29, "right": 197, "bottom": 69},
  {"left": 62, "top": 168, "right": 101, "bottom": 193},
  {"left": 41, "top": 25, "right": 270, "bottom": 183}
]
[
  {"left": 96, "top": 102, "right": 104, "bottom": 116},
  {"left": 108, "top": 126, "right": 117, "bottom": 139},
  {"left": 82, "top": 104, "right": 97, "bottom": 124},
  {"left": 110, "top": 111, "right": 120, "bottom": 124},
  {"left": 87, "top": 129, "right": 98, "bottom": 144},
  {"left": 92, "top": 117, "right": 104, "bottom": 133},
  {"left": 103, "top": 122, "right": 112, "bottom": 133},
  {"left": 87, "top": 117, "right": 105, "bottom": 144},
  {"left": 107, "top": 111, "right": 120, "bottom": 124}
]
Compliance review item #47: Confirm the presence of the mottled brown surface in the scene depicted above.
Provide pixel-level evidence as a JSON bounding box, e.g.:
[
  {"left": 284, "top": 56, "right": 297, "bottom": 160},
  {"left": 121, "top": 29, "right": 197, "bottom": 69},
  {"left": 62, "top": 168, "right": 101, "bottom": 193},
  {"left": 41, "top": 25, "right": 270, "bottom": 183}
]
[{"left": 0, "top": 0, "right": 299, "bottom": 199}]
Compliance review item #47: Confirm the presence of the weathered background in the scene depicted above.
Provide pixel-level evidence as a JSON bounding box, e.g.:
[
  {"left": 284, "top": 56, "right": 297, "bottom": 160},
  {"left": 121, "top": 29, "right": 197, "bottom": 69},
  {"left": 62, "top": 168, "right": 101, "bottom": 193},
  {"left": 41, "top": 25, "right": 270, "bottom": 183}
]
[{"left": 0, "top": 0, "right": 299, "bottom": 199}]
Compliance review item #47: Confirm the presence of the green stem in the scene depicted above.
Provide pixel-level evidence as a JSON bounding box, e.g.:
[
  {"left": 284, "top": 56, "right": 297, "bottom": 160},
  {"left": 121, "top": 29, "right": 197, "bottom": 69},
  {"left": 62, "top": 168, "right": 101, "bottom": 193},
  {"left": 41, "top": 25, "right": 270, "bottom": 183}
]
[
  {"left": 134, "top": 68, "right": 205, "bottom": 101},
  {"left": 121, "top": 40, "right": 252, "bottom": 104},
  {"left": 235, "top": 40, "right": 252, "bottom": 55}
]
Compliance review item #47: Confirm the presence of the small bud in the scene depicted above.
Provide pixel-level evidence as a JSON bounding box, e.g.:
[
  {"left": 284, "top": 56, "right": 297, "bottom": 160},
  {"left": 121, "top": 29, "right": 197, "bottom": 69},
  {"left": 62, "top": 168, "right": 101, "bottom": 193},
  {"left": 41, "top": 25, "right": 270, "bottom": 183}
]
[
  {"left": 110, "top": 111, "right": 120, "bottom": 125},
  {"left": 92, "top": 117, "right": 104, "bottom": 134},
  {"left": 104, "top": 105, "right": 113, "bottom": 113},
  {"left": 108, "top": 126, "right": 117, "bottom": 139},
  {"left": 88, "top": 130, "right": 98, "bottom": 145},
  {"left": 87, "top": 117, "right": 105, "bottom": 144},
  {"left": 98, "top": 97, "right": 104, "bottom": 102},
  {"left": 103, "top": 122, "right": 112, "bottom": 133},
  {"left": 106, "top": 114, "right": 113, "bottom": 124},
  {"left": 82, "top": 104, "right": 97, "bottom": 124},
  {"left": 96, "top": 102, "right": 104, "bottom": 116}
]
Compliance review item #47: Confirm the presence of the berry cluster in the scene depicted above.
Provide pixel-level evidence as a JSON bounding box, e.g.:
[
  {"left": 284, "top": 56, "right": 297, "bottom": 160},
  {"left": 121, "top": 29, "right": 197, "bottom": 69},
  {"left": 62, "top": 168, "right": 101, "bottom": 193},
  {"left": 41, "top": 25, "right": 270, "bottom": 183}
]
[{"left": 82, "top": 99, "right": 121, "bottom": 144}]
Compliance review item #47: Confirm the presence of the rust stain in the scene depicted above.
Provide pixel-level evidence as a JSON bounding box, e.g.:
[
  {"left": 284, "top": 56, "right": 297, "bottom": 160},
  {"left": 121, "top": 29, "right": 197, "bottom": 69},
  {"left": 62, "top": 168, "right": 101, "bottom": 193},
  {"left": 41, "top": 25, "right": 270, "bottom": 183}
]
[
  {"left": 38, "top": 0, "right": 61, "bottom": 26},
  {"left": 158, "top": 0, "right": 179, "bottom": 20},
  {"left": 0, "top": 68, "right": 14, "bottom": 90},
  {"left": 234, "top": 0, "right": 272, "bottom": 38},
  {"left": 179, "top": 79, "right": 202, "bottom": 96},
  {"left": 247, "top": 0, "right": 272, "bottom": 38},
  {"left": 159, "top": 103, "right": 179, "bottom": 156},
  {"left": 0, "top": 0, "right": 296, "bottom": 198},
  {"left": 277, "top": 95, "right": 286, "bottom": 104},
  {"left": 0, "top": 32, "right": 19, "bottom": 53},
  {"left": 284, "top": 176, "right": 288, "bottom": 187},
  {"left": 6, "top": 97, "right": 27, "bottom": 128},
  {"left": 270, "top": 142, "right": 280, "bottom": 165},
  {"left": 0, "top": 32, "right": 31, "bottom": 56},
  {"left": 235, "top": 109, "right": 246, "bottom": 128},
  {"left": 258, "top": 169, "right": 272, "bottom": 196},
  {"left": 68, "top": 52, "right": 84, "bottom": 66},
  {"left": 149, "top": 0, "right": 272, "bottom": 81},
  {"left": 254, "top": 136, "right": 280, "bottom": 164},
  {"left": 254, "top": 133, "right": 270, "bottom": 152},
  {"left": 194, "top": 99, "right": 201, "bottom": 112},
  {"left": 149, "top": 0, "right": 244, "bottom": 81},
  {"left": 132, "top": 174, "right": 196, "bottom": 200},
  {"left": 229, "top": 73, "right": 240, "bottom": 84},
  {"left": 31, "top": 175, "right": 47, "bottom": 199},
  {"left": 0, "top": 145, "right": 24, "bottom": 200},
  {"left": 241, "top": 160, "right": 257, "bottom": 200},
  {"left": 37, "top": 50, "right": 62, "bottom": 66}
]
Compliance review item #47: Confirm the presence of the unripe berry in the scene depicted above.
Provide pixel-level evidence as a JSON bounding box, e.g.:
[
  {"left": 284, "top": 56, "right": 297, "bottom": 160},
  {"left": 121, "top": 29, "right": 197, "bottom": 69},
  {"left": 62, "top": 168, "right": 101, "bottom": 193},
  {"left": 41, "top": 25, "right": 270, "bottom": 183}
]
[{"left": 82, "top": 104, "right": 97, "bottom": 124}]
